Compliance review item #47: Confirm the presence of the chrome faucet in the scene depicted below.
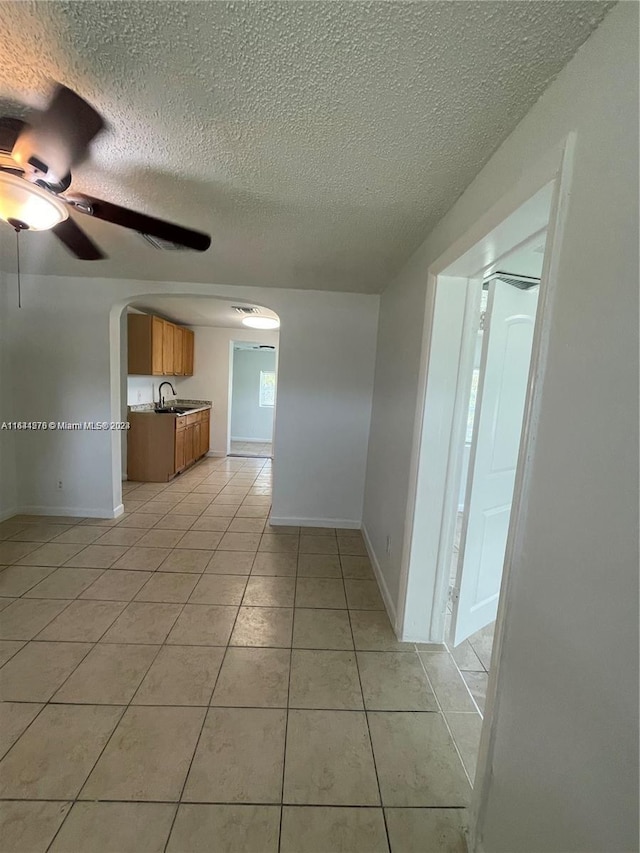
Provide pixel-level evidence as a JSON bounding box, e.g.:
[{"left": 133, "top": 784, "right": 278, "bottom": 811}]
[{"left": 158, "top": 381, "right": 176, "bottom": 409}]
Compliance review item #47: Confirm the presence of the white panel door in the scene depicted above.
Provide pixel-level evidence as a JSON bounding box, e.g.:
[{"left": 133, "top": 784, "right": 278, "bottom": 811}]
[{"left": 451, "top": 279, "right": 538, "bottom": 646}]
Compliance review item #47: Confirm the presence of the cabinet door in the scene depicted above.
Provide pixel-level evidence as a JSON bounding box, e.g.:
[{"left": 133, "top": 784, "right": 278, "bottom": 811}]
[
  {"left": 193, "top": 422, "right": 201, "bottom": 460},
  {"left": 162, "top": 323, "right": 175, "bottom": 375},
  {"left": 173, "top": 327, "right": 184, "bottom": 375},
  {"left": 174, "top": 426, "right": 186, "bottom": 473},
  {"left": 183, "top": 329, "right": 194, "bottom": 376},
  {"left": 151, "top": 317, "right": 164, "bottom": 375},
  {"left": 200, "top": 413, "right": 210, "bottom": 456},
  {"left": 184, "top": 424, "right": 195, "bottom": 467}
]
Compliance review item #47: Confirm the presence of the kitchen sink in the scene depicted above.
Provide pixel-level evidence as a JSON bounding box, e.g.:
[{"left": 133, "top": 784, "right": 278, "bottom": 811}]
[{"left": 155, "top": 406, "right": 192, "bottom": 414}]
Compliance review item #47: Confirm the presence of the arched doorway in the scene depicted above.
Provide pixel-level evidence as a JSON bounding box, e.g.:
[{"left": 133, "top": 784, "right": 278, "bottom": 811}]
[{"left": 109, "top": 294, "right": 279, "bottom": 511}]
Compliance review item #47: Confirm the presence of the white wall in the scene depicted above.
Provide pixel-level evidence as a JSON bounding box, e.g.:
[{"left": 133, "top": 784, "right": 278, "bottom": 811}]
[
  {"left": 363, "top": 5, "right": 638, "bottom": 851},
  {"left": 230, "top": 348, "right": 276, "bottom": 441},
  {"left": 126, "top": 376, "right": 160, "bottom": 406},
  {"left": 0, "top": 282, "right": 378, "bottom": 529},
  {"left": 1, "top": 279, "right": 116, "bottom": 517},
  {"left": 176, "top": 326, "right": 278, "bottom": 456},
  {"left": 0, "top": 271, "right": 18, "bottom": 519}
]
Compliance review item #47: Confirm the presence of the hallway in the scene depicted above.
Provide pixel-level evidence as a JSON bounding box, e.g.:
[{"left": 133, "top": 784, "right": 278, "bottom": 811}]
[{"left": 1, "top": 456, "right": 474, "bottom": 852}]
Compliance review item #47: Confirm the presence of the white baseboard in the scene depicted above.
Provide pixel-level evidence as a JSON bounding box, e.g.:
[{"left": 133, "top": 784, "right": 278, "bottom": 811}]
[
  {"left": 3, "top": 503, "right": 125, "bottom": 520},
  {"left": 231, "top": 437, "right": 273, "bottom": 443},
  {"left": 362, "top": 523, "right": 397, "bottom": 627},
  {"left": 206, "top": 450, "right": 227, "bottom": 458},
  {"left": 269, "top": 516, "right": 361, "bottom": 530}
]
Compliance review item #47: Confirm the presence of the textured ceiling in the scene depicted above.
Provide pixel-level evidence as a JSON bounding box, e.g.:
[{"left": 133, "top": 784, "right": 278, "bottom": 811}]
[{"left": 0, "top": 1, "right": 613, "bottom": 293}]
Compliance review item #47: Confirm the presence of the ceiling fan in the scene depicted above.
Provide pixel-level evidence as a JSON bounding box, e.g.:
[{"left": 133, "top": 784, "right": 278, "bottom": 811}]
[{"left": 0, "top": 83, "right": 211, "bottom": 259}]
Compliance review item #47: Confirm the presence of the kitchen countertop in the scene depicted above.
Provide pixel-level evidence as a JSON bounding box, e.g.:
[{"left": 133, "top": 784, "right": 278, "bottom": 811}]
[{"left": 128, "top": 399, "right": 212, "bottom": 416}]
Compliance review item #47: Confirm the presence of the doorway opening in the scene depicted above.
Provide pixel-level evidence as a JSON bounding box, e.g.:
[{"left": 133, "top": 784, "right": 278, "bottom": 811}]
[
  {"left": 228, "top": 340, "right": 278, "bottom": 458},
  {"left": 413, "top": 220, "right": 550, "bottom": 786},
  {"left": 396, "top": 136, "right": 575, "bottom": 803},
  {"left": 447, "top": 257, "right": 544, "bottom": 713},
  {"left": 113, "top": 294, "right": 280, "bottom": 498}
]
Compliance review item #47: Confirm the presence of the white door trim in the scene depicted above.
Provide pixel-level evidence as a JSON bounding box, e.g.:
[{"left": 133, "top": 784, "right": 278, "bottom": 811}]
[
  {"left": 396, "top": 135, "right": 574, "bottom": 642},
  {"left": 452, "top": 280, "right": 540, "bottom": 647},
  {"left": 471, "top": 133, "right": 576, "bottom": 851},
  {"left": 392, "top": 132, "right": 576, "bottom": 849}
]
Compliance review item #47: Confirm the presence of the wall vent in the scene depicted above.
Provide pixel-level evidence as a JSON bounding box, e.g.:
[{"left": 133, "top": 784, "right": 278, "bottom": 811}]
[
  {"left": 484, "top": 271, "right": 540, "bottom": 290},
  {"left": 232, "top": 306, "right": 260, "bottom": 315}
]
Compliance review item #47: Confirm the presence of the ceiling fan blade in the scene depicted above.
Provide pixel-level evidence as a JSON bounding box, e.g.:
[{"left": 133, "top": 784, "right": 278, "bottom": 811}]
[
  {"left": 12, "top": 85, "right": 105, "bottom": 184},
  {"left": 71, "top": 194, "right": 211, "bottom": 252},
  {"left": 53, "top": 217, "right": 106, "bottom": 260}
]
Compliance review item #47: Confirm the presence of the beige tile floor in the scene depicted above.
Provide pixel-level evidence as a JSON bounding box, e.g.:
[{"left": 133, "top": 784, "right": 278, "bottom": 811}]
[
  {"left": 0, "top": 456, "right": 478, "bottom": 852},
  {"left": 229, "top": 440, "right": 272, "bottom": 458}
]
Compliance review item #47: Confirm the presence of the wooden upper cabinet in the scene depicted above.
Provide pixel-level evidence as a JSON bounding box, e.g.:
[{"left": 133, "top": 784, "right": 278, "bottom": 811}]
[
  {"left": 162, "top": 321, "right": 174, "bottom": 375},
  {"left": 151, "top": 317, "right": 164, "bottom": 375},
  {"left": 173, "top": 327, "right": 184, "bottom": 375},
  {"left": 183, "top": 328, "right": 195, "bottom": 376},
  {"left": 128, "top": 313, "right": 194, "bottom": 376},
  {"left": 128, "top": 314, "right": 163, "bottom": 375}
]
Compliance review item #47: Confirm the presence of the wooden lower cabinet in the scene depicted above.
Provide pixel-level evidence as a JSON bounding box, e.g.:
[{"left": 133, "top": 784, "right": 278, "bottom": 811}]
[
  {"left": 198, "top": 414, "right": 210, "bottom": 456},
  {"left": 184, "top": 424, "right": 195, "bottom": 471},
  {"left": 193, "top": 422, "right": 201, "bottom": 460},
  {"left": 174, "top": 422, "right": 186, "bottom": 472},
  {"left": 174, "top": 409, "right": 209, "bottom": 475},
  {"left": 128, "top": 408, "right": 211, "bottom": 482}
]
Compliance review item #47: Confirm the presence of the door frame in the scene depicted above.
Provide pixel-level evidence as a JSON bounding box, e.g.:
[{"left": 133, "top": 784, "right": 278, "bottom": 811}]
[
  {"left": 451, "top": 277, "right": 541, "bottom": 648},
  {"left": 227, "top": 339, "right": 279, "bottom": 457},
  {"left": 396, "top": 135, "right": 575, "bottom": 642},
  {"left": 392, "top": 133, "right": 576, "bottom": 843}
]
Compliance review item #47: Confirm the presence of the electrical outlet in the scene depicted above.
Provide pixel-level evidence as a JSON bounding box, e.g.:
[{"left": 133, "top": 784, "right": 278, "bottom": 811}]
[
  {"left": 385, "top": 535, "right": 391, "bottom": 555},
  {"left": 56, "top": 480, "right": 63, "bottom": 490}
]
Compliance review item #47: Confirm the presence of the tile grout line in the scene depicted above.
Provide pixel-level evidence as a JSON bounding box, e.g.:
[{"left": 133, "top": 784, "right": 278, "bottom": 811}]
[
  {"left": 42, "top": 590, "right": 194, "bottom": 853},
  {"left": 0, "top": 795, "right": 466, "bottom": 809},
  {"left": 342, "top": 558, "right": 393, "bottom": 853},
  {"left": 276, "top": 519, "right": 299, "bottom": 853},
  {"left": 0, "top": 457, "right": 455, "bottom": 849},
  {"left": 161, "top": 473, "right": 271, "bottom": 852},
  {"left": 420, "top": 645, "right": 485, "bottom": 719},
  {"left": 414, "top": 650, "right": 476, "bottom": 789}
]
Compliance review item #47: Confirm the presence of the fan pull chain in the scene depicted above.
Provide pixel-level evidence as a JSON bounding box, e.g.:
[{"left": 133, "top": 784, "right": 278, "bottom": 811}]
[{"left": 15, "top": 227, "right": 21, "bottom": 309}]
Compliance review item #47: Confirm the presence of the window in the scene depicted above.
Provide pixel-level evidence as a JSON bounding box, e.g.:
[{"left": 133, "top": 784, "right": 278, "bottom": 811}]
[{"left": 259, "top": 371, "right": 276, "bottom": 407}]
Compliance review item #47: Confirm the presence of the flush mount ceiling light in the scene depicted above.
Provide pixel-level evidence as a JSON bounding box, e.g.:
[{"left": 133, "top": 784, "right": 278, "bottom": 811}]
[
  {"left": 241, "top": 316, "right": 280, "bottom": 330},
  {"left": 0, "top": 172, "right": 68, "bottom": 231}
]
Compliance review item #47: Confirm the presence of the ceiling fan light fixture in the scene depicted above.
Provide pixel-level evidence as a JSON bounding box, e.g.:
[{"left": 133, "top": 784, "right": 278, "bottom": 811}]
[
  {"left": 241, "top": 316, "right": 280, "bottom": 330},
  {"left": 0, "top": 172, "right": 68, "bottom": 231}
]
